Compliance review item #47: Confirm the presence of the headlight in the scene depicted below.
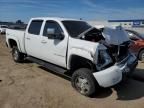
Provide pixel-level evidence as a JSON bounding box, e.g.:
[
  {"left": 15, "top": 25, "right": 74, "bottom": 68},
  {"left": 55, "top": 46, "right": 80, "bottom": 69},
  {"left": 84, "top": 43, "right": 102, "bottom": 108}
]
[{"left": 96, "top": 50, "right": 113, "bottom": 70}]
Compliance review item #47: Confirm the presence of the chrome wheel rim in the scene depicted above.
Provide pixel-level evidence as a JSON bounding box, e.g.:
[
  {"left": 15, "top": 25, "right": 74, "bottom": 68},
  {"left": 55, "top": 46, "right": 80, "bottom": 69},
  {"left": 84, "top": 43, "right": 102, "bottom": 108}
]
[
  {"left": 75, "top": 76, "right": 90, "bottom": 94},
  {"left": 13, "top": 50, "right": 18, "bottom": 60}
]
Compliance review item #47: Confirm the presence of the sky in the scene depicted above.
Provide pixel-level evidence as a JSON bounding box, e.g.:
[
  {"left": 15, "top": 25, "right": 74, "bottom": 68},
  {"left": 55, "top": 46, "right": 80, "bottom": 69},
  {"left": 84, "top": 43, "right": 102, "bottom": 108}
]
[{"left": 0, "top": 0, "right": 144, "bottom": 23}]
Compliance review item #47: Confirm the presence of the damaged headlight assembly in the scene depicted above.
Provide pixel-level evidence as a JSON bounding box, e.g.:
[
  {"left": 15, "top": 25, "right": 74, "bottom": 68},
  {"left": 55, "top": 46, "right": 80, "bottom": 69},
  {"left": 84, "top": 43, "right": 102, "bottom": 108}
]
[{"left": 96, "top": 50, "right": 113, "bottom": 71}]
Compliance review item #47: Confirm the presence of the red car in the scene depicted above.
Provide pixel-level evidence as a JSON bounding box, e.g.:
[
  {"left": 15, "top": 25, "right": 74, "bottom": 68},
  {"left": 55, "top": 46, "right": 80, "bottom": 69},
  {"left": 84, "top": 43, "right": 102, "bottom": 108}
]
[{"left": 126, "top": 30, "right": 144, "bottom": 61}]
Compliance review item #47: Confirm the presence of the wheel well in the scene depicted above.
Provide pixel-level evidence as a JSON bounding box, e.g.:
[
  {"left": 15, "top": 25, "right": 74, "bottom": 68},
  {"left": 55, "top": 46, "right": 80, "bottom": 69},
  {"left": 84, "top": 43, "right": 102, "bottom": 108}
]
[
  {"left": 8, "top": 39, "right": 17, "bottom": 48},
  {"left": 139, "top": 48, "right": 144, "bottom": 54},
  {"left": 138, "top": 48, "right": 144, "bottom": 59},
  {"left": 69, "top": 55, "right": 96, "bottom": 72}
]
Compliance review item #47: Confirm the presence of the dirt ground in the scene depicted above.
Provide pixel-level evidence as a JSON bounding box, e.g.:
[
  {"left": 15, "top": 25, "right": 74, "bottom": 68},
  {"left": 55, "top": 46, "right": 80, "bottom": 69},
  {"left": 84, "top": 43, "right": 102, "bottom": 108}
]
[{"left": 0, "top": 34, "right": 144, "bottom": 108}]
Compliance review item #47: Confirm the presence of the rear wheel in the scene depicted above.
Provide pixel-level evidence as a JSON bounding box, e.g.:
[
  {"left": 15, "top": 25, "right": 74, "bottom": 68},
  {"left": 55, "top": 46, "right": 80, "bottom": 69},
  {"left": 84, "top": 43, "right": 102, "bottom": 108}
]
[
  {"left": 71, "top": 68, "right": 99, "bottom": 97},
  {"left": 139, "top": 49, "right": 144, "bottom": 62},
  {"left": 12, "top": 46, "right": 24, "bottom": 63}
]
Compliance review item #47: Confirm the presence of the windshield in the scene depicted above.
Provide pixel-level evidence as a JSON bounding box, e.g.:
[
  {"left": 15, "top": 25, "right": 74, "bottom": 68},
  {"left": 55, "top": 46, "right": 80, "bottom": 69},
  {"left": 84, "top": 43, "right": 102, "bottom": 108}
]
[
  {"left": 126, "top": 30, "right": 144, "bottom": 40},
  {"left": 62, "top": 21, "right": 91, "bottom": 37},
  {"left": 139, "top": 33, "right": 144, "bottom": 39}
]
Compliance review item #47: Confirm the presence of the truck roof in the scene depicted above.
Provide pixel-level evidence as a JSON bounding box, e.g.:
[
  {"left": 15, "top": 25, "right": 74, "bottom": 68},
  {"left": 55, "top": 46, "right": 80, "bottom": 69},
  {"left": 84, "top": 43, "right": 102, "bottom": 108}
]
[{"left": 31, "top": 17, "right": 82, "bottom": 22}]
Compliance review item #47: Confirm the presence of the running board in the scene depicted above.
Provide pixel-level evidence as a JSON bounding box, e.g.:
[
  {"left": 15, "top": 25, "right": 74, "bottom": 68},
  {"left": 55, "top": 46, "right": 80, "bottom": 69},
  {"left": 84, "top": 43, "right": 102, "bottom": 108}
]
[{"left": 26, "top": 56, "right": 68, "bottom": 74}]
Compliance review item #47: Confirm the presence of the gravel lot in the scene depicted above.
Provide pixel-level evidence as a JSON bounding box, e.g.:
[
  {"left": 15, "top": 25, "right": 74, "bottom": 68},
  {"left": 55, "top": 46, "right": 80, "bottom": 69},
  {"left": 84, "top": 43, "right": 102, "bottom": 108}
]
[{"left": 0, "top": 34, "right": 144, "bottom": 108}]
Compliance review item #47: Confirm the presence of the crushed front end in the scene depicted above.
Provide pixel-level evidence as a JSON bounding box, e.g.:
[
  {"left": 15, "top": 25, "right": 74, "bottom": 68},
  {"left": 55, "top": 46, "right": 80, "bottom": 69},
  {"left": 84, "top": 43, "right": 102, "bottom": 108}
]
[
  {"left": 93, "top": 41, "right": 138, "bottom": 88},
  {"left": 79, "top": 26, "right": 138, "bottom": 88}
]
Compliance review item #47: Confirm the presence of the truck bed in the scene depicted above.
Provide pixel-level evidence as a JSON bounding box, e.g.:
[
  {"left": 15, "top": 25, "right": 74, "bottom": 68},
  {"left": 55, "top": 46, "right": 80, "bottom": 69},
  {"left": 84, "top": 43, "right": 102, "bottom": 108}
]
[{"left": 6, "top": 29, "right": 26, "bottom": 53}]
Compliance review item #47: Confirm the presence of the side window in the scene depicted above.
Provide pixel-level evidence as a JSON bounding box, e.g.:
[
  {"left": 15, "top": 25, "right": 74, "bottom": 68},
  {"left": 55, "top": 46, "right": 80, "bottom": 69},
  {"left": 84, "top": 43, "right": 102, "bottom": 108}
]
[
  {"left": 28, "top": 20, "right": 43, "bottom": 35},
  {"left": 43, "top": 21, "right": 63, "bottom": 36}
]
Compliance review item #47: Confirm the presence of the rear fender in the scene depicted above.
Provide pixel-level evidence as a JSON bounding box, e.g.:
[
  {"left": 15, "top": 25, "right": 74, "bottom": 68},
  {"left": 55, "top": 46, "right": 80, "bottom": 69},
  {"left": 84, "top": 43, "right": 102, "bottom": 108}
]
[{"left": 7, "top": 37, "right": 22, "bottom": 52}]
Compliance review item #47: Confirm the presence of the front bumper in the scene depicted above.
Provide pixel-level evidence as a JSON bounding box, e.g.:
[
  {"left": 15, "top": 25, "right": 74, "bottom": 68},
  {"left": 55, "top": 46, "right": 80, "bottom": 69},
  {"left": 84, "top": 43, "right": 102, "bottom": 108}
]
[{"left": 93, "top": 53, "right": 138, "bottom": 88}]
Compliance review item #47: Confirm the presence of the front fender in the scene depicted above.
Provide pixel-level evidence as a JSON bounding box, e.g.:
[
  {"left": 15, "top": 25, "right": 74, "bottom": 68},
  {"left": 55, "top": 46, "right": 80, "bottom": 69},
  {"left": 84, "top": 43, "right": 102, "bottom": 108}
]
[{"left": 67, "top": 47, "right": 95, "bottom": 69}]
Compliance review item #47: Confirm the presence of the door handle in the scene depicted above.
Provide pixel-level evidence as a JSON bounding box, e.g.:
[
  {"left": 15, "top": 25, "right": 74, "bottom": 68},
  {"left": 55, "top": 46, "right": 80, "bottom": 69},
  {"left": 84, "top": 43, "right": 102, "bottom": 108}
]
[
  {"left": 41, "top": 40, "right": 47, "bottom": 44},
  {"left": 26, "top": 37, "right": 31, "bottom": 40}
]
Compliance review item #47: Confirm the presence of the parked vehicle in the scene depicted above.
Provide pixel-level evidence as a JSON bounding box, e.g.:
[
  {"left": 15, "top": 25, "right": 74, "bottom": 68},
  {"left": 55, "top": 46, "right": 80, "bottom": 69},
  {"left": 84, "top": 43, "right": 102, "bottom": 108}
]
[
  {"left": 0, "top": 25, "right": 8, "bottom": 34},
  {"left": 6, "top": 17, "right": 138, "bottom": 96},
  {"left": 126, "top": 30, "right": 144, "bottom": 61}
]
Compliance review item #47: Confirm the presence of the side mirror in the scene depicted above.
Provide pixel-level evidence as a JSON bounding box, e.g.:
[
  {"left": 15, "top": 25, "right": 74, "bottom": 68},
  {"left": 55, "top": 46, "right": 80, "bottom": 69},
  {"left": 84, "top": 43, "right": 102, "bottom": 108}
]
[
  {"left": 47, "top": 28, "right": 55, "bottom": 38},
  {"left": 47, "top": 28, "right": 64, "bottom": 40}
]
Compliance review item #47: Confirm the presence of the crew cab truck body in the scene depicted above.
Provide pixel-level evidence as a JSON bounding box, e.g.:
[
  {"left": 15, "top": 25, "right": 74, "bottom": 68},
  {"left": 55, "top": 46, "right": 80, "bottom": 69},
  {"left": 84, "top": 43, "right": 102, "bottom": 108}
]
[{"left": 6, "top": 17, "right": 138, "bottom": 96}]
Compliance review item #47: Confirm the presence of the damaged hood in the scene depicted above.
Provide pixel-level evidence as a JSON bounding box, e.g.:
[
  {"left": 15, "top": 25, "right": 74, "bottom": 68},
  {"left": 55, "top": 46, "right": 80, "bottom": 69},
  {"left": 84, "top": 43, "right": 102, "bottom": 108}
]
[{"left": 102, "top": 26, "right": 130, "bottom": 45}]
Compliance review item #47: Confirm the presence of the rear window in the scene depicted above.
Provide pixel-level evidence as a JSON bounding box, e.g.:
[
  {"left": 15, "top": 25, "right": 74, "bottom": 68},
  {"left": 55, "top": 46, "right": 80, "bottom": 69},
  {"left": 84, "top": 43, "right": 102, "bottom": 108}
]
[{"left": 28, "top": 20, "right": 43, "bottom": 35}]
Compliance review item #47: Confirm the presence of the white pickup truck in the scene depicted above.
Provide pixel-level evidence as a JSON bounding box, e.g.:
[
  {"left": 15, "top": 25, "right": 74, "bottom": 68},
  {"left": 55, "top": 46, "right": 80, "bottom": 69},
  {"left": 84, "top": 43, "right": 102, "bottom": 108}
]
[
  {"left": 6, "top": 17, "right": 138, "bottom": 96},
  {"left": 0, "top": 25, "right": 8, "bottom": 34}
]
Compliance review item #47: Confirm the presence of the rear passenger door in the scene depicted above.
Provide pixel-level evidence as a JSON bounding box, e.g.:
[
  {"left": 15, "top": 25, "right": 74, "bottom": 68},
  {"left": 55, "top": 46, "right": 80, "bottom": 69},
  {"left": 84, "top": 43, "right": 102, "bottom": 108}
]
[{"left": 25, "top": 20, "right": 44, "bottom": 58}]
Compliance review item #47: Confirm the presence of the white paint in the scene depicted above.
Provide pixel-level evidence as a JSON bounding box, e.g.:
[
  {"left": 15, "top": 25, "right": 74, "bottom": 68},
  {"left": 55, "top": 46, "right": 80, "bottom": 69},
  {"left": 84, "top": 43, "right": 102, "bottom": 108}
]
[
  {"left": 93, "top": 65, "right": 122, "bottom": 87},
  {"left": 6, "top": 17, "right": 137, "bottom": 88}
]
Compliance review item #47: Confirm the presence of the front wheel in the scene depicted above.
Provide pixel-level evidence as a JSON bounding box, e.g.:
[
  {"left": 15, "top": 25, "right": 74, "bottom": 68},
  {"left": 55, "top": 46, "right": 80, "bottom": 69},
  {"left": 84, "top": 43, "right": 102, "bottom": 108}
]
[
  {"left": 12, "top": 47, "right": 24, "bottom": 63},
  {"left": 71, "top": 68, "right": 99, "bottom": 97}
]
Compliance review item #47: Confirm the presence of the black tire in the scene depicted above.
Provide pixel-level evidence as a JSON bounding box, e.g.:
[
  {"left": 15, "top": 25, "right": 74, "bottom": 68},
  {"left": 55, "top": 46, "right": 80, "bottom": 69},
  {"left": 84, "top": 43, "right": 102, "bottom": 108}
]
[
  {"left": 71, "top": 68, "right": 99, "bottom": 97},
  {"left": 12, "top": 46, "right": 24, "bottom": 63},
  {"left": 139, "top": 49, "right": 144, "bottom": 61}
]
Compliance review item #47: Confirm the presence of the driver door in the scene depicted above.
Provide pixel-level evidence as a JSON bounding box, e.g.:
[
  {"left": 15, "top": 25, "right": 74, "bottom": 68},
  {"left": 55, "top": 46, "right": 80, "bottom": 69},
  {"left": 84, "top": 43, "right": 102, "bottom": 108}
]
[{"left": 39, "top": 20, "right": 68, "bottom": 68}]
